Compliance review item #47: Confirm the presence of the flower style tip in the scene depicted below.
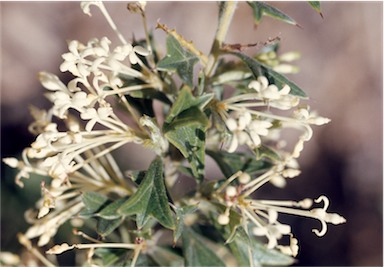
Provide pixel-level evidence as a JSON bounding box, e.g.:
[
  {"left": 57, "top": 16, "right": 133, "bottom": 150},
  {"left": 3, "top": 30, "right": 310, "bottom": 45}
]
[
  {"left": 81, "top": 1, "right": 103, "bottom": 17},
  {"left": 310, "top": 195, "right": 346, "bottom": 236}
]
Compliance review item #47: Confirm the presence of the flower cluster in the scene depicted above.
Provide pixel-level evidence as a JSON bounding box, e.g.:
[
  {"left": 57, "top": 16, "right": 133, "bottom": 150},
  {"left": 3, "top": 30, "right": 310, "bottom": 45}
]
[{"left": 2, "top": 2, "right": 345, "bottom": 267}]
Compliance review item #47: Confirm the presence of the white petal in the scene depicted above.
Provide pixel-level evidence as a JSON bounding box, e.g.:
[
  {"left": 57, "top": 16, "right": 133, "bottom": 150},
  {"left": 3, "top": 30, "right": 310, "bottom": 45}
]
[{"left": 133, "top": 45, "right": 150, "bottom": 56}]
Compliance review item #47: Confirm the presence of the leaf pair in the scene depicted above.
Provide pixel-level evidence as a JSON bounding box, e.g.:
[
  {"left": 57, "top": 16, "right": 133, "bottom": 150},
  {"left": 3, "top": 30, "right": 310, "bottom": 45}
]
[
  {"left": 82, "top": 157, "right": 175, "bottom": 235},
  {"left": 163, "top": 87, "right": 212, "bottom": 182},
  {"left": 248, "top": 1, "right": 322, "bottom": 27}
]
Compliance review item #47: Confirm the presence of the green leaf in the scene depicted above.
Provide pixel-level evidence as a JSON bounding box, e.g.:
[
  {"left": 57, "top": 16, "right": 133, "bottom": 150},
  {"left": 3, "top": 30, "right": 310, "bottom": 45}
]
[
  {"left": 148, "top": 246, "right": 184, "bottom": 267},
  {"left": 247, "top": 1, "right": 299, "bottom": 27},
  {"left": 80, "top": 191, "right": 108, "bottom": 217},
  {"left": 207, "top": 150, "right": 272, "bottom": 178},
  {"left": 173, "top": 204, "right": 199, "bottom": 243},
  {"left": 164, "top": 107, "right": 208, "bottom": 181},
  {"left": 231, "top": 51, "right": 307, "bottom": 98},
  {"left": 97, "top": 197, "right": 128, "bottom": 220},
  {"left": 118, "top": 157, "right": 175, "bottom": 229},
  {"left": 97, "top": 217, "right": 125, "bottom": 238},
  {"left": 254, "top": 144, "right": 281, "bottom": 162},
  {"left": 165, "top": 86, "right": 213, "bottom": 124},
  {"left": 93, "top": 248, "right": 128, "bottom": 267},
  {"left": 182, "top": 228, "right": 226, "bottom": 267},
  {"left": 164, "top": 87, "right": 211, "bottom": 182},
  {"left": 157, "top": 35, "right": 199, "bottom": 87},
  {"left": 230, "top": 227, "right": 294, "bottom": 266},
  {"left": 308, "top": 1, "right": 323, "bottom": 18}
]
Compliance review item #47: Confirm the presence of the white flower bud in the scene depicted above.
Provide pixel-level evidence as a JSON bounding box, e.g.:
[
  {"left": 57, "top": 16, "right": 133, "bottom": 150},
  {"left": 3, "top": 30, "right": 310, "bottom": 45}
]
[
  {"left": 238, "top": 172, "right": 251, "bottom": 184},
  {"left": 279, "top": 51, "right": 301, "bottom": 62},
  {"left": 218, "top": 214, "right": 230, "bottom": 225},
  {"left": 225, "top": 186, "right": 237, "bottom": 198},
  {"left": 3, "top": 157, "right": 19, "bottom": 168}
]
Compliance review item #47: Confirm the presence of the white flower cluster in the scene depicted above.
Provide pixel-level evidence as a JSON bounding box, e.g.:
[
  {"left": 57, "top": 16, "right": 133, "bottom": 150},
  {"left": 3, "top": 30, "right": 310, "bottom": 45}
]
[
  {"left": 2, "top": 3, "right": 157, "bottom": 249},
  {"left": 215, "top": 171, "right": 346, "bottom": 257},
  {"left": 211, "top": 75, "right": 345, "bottom": 256},
  {"left": 222, "top": 76, "right": 330, "bottom": 160}
]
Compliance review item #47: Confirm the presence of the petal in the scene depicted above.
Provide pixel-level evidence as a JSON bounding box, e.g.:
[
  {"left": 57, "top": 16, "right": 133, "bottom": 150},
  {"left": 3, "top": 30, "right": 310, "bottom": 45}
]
[{"left": 133, "top": 45, "right": 150, "bottom": 56}]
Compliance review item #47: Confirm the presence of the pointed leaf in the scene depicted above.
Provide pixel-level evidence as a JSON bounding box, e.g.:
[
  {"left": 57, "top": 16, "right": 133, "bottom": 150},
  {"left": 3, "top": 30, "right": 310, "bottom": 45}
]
[
  {"left": 80, "top": 191, "right": 109, "bottom": 217},
  {"left": 164, "top": 107, "right": 208, "bottom": 182},
  {"left": 93, "top": 248, "right": 128, "bottom": 267},
  {"left": 97, "top": 197, "right": 128, "bottom": 220},
  {"left": 148, "top": 246, "right": 184, "bottom": 267},
  {"left": 157, "top": 35, "right": 199, "bottom": 87},
  {"left": 118, "top": 157, "right": 175, "bottom": 229},
  {"left": 182, "top": 228, "right": 226, "bottom": 267},
  {"left": 231, "top": 51, "right": 307, "bottom": 98},
  {"left": 254, "top": 144, "right": 281, "bottom": 162},
  {"left": 308, "top": 1, "right": 323, "bottom": 18},
  {"left": 247, "top": 1, "right": 299, "bottom": 27},
  {"left": 164, "top": 88, "right": 210, "bottom": 182},
  {"left": 230, "top": 227, "right": 294, "bottom": 266},
  {"left": 97, "top": 217, "right": 125, "bottom": 237},
  {"left": 173, "top": 204, "right": 199, "bottom": 243},
  {"left": 207, "top": 150, "right": 272, "bottom": 178},
  {"left": 165, "top": 86, "right": 213, "bottom": 124}
]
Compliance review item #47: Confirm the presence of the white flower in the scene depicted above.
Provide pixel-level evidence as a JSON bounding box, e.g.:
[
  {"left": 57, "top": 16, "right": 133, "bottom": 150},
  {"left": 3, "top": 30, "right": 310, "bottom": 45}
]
[
  {"left": 225, "top": 111, "right": 272, "bottom": 152},
  {"left": 252, "top": 210, "right": 292, "bottom": 249},
  {"left": 40, "top": 154, "right": 75, "bottom": 182},
  {"left": 277, "top": 234, "right": 299, "bottom": 256},
  {"left": 248, "top": 76, "right": 299, "bottom": 110},
  {"left": 80, "top": 106, "right": 113, "bottom": 132},
  {"left": 294, "top": 107, "right": 331, "bottom": 125},
  {"left": 39, "top": 72, "right": 67, "bottom": 91}
]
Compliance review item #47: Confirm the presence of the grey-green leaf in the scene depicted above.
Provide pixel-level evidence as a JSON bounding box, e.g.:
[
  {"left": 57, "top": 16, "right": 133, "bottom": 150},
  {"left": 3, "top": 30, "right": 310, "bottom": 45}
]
[
  {"left": 164, "top": 87, "right": 210, "bottom": 182},
  {"left": 173, "top": 204, "right": 199, "bottom": 243},
  {"left": 231, "top": 51, "right": 307, "bottom": 98},
  {"left": 247, "top": 1, "right": 298, "bottom": 27},
  {"left": 80, "top": 191, "right": 109, "bottom": 217},
  {"left": 148, "top": 246, "right": 184, "bottom": 267},
  {"left": 164, "top": 107, "right": 208, "bottom": 182},
  {"left": 118, "top": 157, "right": 175, "bottom": 230},
  {"left": 165, "top": 86, "right": 213, "bottom": 124},
  {"left": 97, "top": 217, "right": 125, "bottom": 237},
  {"left": 97, "top": 197, "right": 128, "bottom": 220},
  {"left": 157, "top": 35, "right": 199, "bottom": 87},
  {"left": 182, "top": 228, "right": 226, "bottom": 267},
  {"left": 207, "top": 149, "right": 272, "bottom": 178},
  {"left": 230, "top": 227, "right": 294, "bottom": 266},
  {"left": 308, "top": 1, "right": 323, "bottom": 18}
]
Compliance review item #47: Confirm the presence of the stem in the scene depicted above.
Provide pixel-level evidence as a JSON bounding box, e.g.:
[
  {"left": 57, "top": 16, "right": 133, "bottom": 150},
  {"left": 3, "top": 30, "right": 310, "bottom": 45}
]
[
  {"left": 206, "top": 1, "right": 238, "bottom": 77},
  {"left": 98, "top": 2, "right": 128, "bottom": 45}
]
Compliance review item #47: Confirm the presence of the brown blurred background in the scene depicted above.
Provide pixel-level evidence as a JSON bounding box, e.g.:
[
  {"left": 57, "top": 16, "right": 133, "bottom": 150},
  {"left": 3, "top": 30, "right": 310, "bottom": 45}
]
[{"left": 1, "top": 2, "right": 383, "bottom": 266}]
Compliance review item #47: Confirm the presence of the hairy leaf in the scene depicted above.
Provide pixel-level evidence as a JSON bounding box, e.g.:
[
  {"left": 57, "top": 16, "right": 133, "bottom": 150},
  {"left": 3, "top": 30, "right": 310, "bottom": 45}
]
[
  {"left": 157, "top": 35, "right": 199, "bottom": 87},
  {"left": 182, "top": 228, "right": 226, "bottom": 267},
  {"left": 231, "top": 51, "right": 307, "bottom": 98},
  {"left": 80, "top": 191, "right": 109, "bottom": 217},
  {"left": 148, "top": 246, "right": 184, "bottom": 267},
  {"left": 164, "top": 87, "right": 211, "bottom": 182},
  {"left": 164, "top": 107, "right": 208, "bottom": 181},
  {"left": 118, "top": 157, "right": 175, "bottom": 229},
  {"left": 97, "top": 198, "right": 128, "bottom": 220},
  {"left": 247, "top": 1, "right": 298, "bottom": 27},
  {"left": 165, "top": 86, "right": 213, "bottom": 124},
  {"left": 230, "top": 227, "right": 294, "bottom": 266},
  {"left": 173, "top": 204, "right": 199, "bottom": 243},
  {"left": 308, "top": 1, "right": 323, "bottom": 18},
  {"left": 207, "top": 150, "right": 272, "bottom": 178},
  {"left": 97, "top": 217, "right": 125, "bottom": 237}
]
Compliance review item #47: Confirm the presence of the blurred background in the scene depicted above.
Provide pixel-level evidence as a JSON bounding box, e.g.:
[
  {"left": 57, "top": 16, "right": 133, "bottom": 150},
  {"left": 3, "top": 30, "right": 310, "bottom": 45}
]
[{"left": 1, "top": 2, "right": 382, "bottom": 266}]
